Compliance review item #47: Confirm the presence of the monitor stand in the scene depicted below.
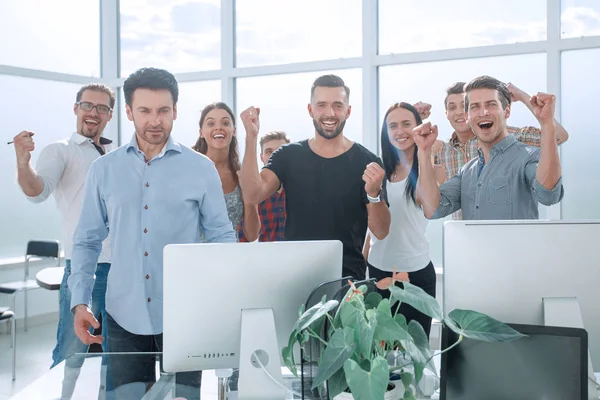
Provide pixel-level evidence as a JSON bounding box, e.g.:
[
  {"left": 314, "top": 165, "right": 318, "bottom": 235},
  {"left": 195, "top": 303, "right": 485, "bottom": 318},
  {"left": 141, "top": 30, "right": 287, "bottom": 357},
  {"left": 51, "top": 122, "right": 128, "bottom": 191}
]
[
  {"left": 238, "top": 308, "right": 286, "bottom": 400},
  {"left": 543, "top": 297, "right": 598, "bottom": 400}
]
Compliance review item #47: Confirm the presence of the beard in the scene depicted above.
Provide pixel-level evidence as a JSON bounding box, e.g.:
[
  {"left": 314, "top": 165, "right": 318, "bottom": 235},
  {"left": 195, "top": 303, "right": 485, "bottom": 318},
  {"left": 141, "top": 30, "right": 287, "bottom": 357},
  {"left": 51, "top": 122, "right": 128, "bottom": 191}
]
[{"left": 313, "top": 118, "right": 346, "bottom": 140}]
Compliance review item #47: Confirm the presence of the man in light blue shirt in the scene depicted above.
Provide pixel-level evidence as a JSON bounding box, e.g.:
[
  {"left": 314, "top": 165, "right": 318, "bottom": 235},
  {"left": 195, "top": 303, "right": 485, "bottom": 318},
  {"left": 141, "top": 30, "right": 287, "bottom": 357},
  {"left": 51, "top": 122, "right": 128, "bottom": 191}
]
[{"left": 69, "top": 67, "right": 236, "bottom": 399}]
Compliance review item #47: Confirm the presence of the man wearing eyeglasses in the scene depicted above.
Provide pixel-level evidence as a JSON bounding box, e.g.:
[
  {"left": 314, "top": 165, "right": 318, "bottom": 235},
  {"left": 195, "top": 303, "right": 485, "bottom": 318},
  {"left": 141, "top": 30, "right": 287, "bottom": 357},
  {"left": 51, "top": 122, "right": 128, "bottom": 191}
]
[{"left": 12, "top": 83, "right": 115, "bottom": 399}]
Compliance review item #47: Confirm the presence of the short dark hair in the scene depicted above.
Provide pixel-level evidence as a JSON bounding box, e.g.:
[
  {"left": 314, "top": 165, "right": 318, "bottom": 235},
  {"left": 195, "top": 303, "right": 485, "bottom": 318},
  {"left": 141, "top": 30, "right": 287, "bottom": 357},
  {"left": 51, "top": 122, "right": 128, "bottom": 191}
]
[
  {"left": 444, "top": 82, "right": 466, "bottom": 110},
  {"left": 310, "top": 74, "right": 350, "bottom": 101},
  {"left": 76, "top": 83, "right": 116, "bottom": 110},
  {"left": 123, "top": 67, "right": 179, "bottom": 107},
  {"left": 259, "top": 131, "right": 290, "bottom": 150},
  {"left": 464, "top": 75, "right": 511, "bottom": 112}
]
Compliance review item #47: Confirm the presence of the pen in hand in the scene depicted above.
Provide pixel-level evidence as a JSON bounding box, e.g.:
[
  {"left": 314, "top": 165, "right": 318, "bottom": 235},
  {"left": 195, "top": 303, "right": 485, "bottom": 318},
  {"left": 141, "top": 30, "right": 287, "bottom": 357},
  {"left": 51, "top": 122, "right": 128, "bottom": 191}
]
[{"left": 8, "top": 132, "right": 33, "bottom": 145}]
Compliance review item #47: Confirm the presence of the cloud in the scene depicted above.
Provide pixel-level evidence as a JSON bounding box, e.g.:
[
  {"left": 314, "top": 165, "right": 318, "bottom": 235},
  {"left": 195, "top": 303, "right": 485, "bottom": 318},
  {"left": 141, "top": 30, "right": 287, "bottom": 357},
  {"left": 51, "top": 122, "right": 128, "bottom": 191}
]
[
  {"left": 170, "top": 2, "right": 220, "bottom": 33},
  {"left": 561, "top": 6, "right": 600, "bottom": 37}
]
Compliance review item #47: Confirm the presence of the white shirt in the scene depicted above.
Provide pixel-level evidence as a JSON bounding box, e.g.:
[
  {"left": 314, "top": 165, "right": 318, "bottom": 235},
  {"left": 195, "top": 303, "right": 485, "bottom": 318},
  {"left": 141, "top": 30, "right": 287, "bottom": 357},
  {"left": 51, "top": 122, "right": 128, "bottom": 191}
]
[
  {"left": 367, "top": 177, "right": 429, "bottom": 273},
  {"left": 26, "top": 132, "right": 111, "bottom": 262}
]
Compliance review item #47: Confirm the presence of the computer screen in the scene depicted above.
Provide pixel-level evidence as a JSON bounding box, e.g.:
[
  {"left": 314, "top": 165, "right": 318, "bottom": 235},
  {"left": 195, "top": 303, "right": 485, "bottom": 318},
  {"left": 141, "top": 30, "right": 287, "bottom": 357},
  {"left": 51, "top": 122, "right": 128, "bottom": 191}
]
[{"left": 440, "top": 323, "right": 588, "bottom": 400}]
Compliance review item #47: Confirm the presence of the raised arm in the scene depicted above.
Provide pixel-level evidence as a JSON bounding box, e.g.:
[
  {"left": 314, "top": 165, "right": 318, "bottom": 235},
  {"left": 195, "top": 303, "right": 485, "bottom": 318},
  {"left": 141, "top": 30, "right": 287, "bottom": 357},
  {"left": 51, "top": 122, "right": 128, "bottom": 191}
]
[
  {"left": 237, "top": 171, "right": 261, "bottom": 242},
  {"left": 239, "top": 106, "right": 281, "bottom": 205},
  {"left": 413, "top": 122, "right": 442, "bottom": 218},
  {"left": 363, "top": 163, "right": 390, "bottom": 240},
  {"left": 530, "top": 93, "right": 562, "bottom": 191},
  {"left": 507, "top": 83, "right": 569, "bottom": 144},
  {"left": 13, "top": 131, "right": 63, "bottom": 199}
]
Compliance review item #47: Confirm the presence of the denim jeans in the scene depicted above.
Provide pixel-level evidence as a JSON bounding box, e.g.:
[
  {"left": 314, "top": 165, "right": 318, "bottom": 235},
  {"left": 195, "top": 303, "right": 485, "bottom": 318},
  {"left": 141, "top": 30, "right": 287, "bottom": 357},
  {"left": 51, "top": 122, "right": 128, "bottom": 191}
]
[
  {"left": 50, "top": 260, "right": 110, "bottom": 369},
  {"left": 104, "top": 312, "right": 202, "bottom": 400}
]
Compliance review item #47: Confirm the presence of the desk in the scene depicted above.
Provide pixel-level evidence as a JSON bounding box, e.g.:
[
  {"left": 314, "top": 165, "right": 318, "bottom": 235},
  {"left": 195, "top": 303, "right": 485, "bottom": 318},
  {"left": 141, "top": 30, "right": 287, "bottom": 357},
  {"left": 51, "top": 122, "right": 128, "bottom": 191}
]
[{"left": 35, "top": 267, "right": 63, "bottom": 291}]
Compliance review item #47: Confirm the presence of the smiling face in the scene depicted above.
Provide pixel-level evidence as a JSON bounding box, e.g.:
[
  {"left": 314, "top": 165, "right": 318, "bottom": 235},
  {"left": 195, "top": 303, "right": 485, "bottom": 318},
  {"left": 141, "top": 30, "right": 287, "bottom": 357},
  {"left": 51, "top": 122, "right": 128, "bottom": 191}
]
[
  {"left": 200, "top": 108, "right": 236, "bottom": 151},
  {"left": 466, "top": 88, "right": 510, "bottom": 146},
  {"left": 386, "top": 107, "right": 417, "bottom": 152},
  {"left": 308, "top": 86, "right": 351, "bottom": 140},
  {"left": 445, "top": 93, "right": 470, "bottom": 135},
  {"left": 74, "top": 89, "right": 113, "bottom": 139}
]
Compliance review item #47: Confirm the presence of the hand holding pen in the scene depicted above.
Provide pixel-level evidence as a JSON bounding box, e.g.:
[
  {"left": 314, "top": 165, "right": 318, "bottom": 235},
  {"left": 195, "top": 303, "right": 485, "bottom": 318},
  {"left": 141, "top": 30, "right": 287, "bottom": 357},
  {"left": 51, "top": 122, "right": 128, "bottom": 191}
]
[{"left": 10, "top": 131, "right": 36, "bottom": 167}]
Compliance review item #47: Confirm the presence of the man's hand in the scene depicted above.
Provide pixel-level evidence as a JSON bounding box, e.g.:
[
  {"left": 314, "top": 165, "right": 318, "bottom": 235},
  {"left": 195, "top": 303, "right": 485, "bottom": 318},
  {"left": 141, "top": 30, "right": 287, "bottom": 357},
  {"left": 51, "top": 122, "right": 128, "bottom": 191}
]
[
  {"left": 412, "top": 122, "right": 439, "bottom": 152},
  {"left": 240, "top": 107, "right": 261, "bottom": 139},
  {"left": 12, "top": 131, "right": 36, "bottom": 168},
  {"left": 529, "top": 93, "right": 556, "bottom": 125},
  {"left": 413, "top": 101, "right": 432, "bottom": 120},
  {"left": 363, "top": 162, "right": 385, "bottom": 198},
  {"left": 73, "top": 305, "right": 103, "bottom": 345},
  {"left": 506, "top": 82, "right": 530, "bottom": 103}
]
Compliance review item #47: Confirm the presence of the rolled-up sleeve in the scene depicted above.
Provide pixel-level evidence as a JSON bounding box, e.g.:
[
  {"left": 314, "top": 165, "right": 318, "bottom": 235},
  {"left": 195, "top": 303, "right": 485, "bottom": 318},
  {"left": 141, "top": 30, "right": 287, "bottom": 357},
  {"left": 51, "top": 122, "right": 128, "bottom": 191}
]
[
  {"left": 199, "top": 165, "right": 237, "bottom": 243},
  {"left": 430, "top": 174, "right": 462, "bottom": 220},
  {"left": 68, "top": 163, "right": 108, "bottom": 310},
  {"left": 524, "top": 156, "right": 564, "bottom": 206},
  {"left": 26, "top": 143, "right": 66, "bottom": 204}
]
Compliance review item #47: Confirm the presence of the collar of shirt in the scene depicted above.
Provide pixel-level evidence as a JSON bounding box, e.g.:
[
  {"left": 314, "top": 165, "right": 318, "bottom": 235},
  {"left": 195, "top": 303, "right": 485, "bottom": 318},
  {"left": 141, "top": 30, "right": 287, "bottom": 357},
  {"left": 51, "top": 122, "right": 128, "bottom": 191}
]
[
  {"left": 70, "top": 132, "right": 113, "bottom": 146},
  {"left": 125, "top": 133, "right": 182, "bottom": 160},
  {"left": 449, "top": 131, "right": 478, "bottom": 148},
  {"left": 476, "top": 134, "right": 517, "bottom": 166}
]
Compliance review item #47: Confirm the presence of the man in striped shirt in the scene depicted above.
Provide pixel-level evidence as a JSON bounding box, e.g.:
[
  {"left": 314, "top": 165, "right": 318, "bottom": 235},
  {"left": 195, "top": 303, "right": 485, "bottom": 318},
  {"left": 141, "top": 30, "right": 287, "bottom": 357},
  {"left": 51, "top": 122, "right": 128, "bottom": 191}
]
[{"left": 430, "top": 81, "right": 569, "bottom": 219}]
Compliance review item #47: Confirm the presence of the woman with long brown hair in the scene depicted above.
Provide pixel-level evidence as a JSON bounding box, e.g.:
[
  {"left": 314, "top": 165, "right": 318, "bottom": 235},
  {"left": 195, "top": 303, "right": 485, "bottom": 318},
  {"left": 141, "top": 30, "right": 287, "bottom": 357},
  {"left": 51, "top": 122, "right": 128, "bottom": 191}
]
[{"left": 193, "top": 102, "right": 260, "bottom": 242}]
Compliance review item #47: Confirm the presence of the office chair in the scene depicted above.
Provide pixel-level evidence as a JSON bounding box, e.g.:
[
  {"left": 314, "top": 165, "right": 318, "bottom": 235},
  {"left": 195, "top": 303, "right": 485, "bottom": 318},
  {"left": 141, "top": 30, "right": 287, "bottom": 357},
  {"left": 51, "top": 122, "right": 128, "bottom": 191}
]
[
  {"left": 0, "top": 308, "right": 16, "bottom": 380},
  {"left": 0, "top": 240, "right": 61, "bottom": 332}
]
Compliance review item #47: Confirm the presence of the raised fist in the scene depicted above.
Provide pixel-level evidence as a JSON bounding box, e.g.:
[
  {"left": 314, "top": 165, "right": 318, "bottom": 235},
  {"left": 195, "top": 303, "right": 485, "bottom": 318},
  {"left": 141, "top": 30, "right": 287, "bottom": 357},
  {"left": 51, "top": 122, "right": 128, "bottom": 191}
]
[{"left": 240, "top": 106, "right": 261, "bottom": 139}]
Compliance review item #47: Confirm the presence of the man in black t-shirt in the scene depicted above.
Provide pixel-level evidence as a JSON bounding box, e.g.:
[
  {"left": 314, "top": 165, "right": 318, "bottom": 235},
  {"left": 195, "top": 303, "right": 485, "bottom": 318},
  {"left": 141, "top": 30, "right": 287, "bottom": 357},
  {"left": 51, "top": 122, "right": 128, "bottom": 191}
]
[{"left": 239, "top": 74, "right": 391, "bottom": 280}]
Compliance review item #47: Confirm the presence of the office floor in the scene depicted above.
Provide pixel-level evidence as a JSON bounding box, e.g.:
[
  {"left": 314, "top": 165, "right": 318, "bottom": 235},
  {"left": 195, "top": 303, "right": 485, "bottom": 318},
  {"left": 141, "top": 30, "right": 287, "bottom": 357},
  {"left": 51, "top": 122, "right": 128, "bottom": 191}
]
[{"left": 0, "top": 320, "right": 57, "bottom": 399}]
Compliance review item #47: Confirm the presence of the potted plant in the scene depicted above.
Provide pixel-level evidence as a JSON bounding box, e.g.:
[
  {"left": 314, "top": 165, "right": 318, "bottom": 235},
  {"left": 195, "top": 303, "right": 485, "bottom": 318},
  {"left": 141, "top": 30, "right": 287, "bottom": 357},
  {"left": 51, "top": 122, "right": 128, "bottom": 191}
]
[{"left": 282, "top": 271, "right": 526, "bottom": 400}]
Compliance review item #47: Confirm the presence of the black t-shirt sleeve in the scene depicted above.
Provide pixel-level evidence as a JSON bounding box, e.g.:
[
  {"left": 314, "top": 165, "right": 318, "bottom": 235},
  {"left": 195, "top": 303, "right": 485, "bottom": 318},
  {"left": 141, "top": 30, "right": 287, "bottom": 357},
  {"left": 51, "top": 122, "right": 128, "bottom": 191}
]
[{"left": 263, "top": 144, "right": 288, "bottom": 184}]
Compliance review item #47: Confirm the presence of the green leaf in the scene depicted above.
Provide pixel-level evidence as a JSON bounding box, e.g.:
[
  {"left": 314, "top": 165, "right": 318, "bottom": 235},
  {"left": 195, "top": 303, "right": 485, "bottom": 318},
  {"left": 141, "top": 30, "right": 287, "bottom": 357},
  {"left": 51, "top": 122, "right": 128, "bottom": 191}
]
[
  {"left": 373, "top": 299, "right": 413, "bottom": 343},
  {"left": 295, "top": 299, "right": 339, "bottom": 332},
  {"left": 394, "top": 313, "right": 408, "bottom": 331},
  {"left": 445, "top": 309, "right": 527, "bottom": 342},
  {"left": 400, "top": 371, "right": 413, "bottom": 390},
  {"left": 339, "top": 302, "right": 362, "bottom": 328},
  {"left": 355, "top": 312, "right": 376, "bottom": 359},
  {"left": 327, "top": 368, "right": 348, "bottom": 398},
  {"left": 311, "top": 328, "right": 356, "bottom": 389},
  {"left": 407, "top": 320, "right": 437, "bottom": 378},
  {"left": 364, "top": 292, "right": 383, "bottom": 310},
  {"left": 343, "top": 356, "right": 389, "bottom": 400},
  {"left": 282, "top": 330, "right": 302, "bottom": 376},
  {"left": 388, "top": 282, "right": 443, "bottom": 321}
]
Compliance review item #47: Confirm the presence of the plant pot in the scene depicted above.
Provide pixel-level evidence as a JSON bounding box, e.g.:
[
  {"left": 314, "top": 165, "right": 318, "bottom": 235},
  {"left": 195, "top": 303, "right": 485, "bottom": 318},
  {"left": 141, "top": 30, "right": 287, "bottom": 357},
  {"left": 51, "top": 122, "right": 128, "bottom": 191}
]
[{"left": 332, "top": 381, "right": 404, "bottom": 400}]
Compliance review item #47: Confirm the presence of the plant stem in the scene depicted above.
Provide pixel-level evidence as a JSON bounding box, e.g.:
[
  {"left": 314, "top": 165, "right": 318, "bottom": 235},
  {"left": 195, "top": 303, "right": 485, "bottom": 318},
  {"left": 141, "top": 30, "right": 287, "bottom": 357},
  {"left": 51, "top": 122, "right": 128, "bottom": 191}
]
[
  {"left": 425, "top": 334, "right": 463, "bottom": 365},
  {"left": 306, "top": 328, "right": 329, "bottom": 347}
]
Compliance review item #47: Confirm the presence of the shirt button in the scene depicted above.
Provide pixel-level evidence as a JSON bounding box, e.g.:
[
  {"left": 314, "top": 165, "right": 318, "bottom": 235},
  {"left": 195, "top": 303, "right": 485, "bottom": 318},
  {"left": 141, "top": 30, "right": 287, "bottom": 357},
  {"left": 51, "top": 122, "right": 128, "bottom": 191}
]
[
  {"left": 476, "top": 205, "right": 479, "bottom": 209},
  {"left": 145, "top": 182, "right": 149, "bottom": 187},
  {"left": 477, "top": 183, "right": 482, "bottom": 187},
  {"left": 144, "top": 251, "right": 148, "bottom": 256},
  {"left": 147, "top": 298, "right": 151, "bottom": 302},
  {"left": 146, "top": 274, "right": 150, "bottom": 279},
  {"left": 144, "top": 205, "right": 148, "bottom": 210},
  {"left": 144, "top": 228, "right": 148, "bottom": 233},
  {"left": 147, "top": 161, "right": 151, "bottom": 166}
]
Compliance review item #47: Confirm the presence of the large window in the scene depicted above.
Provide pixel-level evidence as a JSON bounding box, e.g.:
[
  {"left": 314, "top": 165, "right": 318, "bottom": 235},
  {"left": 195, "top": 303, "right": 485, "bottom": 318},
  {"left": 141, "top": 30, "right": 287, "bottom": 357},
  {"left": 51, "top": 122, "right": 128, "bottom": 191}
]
[
  {"left": 120, "top": 80, "right": 222, "bottom": 149},
  {"left": 378, "top": 0, "right": 546, "bottom": 55},
  {"left": 120, "top": 0, "right": 221, "bottom": 76},
  {"left": 560, "top": 49, "right": 600, "bottom": 219},
  {"left": 0, "top": 0, "right": 100, "bottom": 76},
  {"left": 561, "top": 0, "right": 600, "bottom": 38},
  {"left": 236, "top": 69, "right": 363, "bottom": 160},
  {"left": 0, "top": 77, "right": 85, "bottom": 260},
  {"left": 379, "top": 53, "right": 547, "bottom": 267},
  {"left": 235, "top": 0, "right": 362, "bottom": 67}
]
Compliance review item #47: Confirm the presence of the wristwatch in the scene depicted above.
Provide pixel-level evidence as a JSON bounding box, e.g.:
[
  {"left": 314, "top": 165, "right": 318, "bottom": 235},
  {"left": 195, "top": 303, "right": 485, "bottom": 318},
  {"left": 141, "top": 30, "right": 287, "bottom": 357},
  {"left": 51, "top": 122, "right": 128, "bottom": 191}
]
[{"left": 367, "top": 190, "right": 382, "bottom": 203}]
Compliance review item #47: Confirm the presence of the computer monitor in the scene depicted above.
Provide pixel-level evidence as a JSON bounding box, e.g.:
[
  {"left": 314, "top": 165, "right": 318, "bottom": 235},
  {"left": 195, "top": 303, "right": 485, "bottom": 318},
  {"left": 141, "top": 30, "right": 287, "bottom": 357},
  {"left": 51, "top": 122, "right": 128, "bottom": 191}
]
[
  {"left": 162, "top": 240, "right": 343, "bottom": 399},
  {"left": 440, "top": 323, "right": 588, "bottom": 400},
  {"left": 442, "top": 220, "right": 600, "bottom": 398}
]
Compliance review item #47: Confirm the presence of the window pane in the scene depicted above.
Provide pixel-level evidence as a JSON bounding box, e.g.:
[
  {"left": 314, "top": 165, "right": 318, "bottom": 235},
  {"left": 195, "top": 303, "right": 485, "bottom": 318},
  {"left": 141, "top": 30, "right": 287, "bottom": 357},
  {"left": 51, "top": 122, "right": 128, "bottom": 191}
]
[
  {"left": 0, "top": 0, "right": 99, "bottom": 76},
  {"left": 120, "top": 80, "right": 221, "bottom": 149},
  {"left": 561, "top": 0, "right": 600, "bottom": 38},
  {"left": 0, "top": 77, "right": 92, "bottom": 260},
  {"left": 120, "top": 0, "right": 221, "bottom": 76},
  {"left": 378, "top": 0, "right": 546, "bottom": 55},
  {"left": 379, "top": 53, "right": 547, "bottom": 267},
  {"left": 236, "top": 69, "right": 362, "bottom": 162},
  {"left": 561, "top": 49, "right": 600, "bottom": 219},
  {"left": 235, "top": 0, "right": 362, "bottom": 67}
]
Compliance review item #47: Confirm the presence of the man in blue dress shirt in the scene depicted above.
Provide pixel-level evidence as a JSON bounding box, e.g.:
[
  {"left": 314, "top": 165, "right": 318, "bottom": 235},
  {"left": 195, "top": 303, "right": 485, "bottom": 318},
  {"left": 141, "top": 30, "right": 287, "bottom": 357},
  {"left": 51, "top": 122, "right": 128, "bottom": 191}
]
[{"left": 68, "top": 67, "right": 237, "bottom": 399}]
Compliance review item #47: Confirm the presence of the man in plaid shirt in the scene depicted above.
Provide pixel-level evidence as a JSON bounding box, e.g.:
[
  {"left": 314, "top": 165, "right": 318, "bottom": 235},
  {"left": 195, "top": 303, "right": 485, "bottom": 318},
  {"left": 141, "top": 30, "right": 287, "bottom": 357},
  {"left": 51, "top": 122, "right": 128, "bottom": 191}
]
[
  {"left": 239, "top": 131, "right": 289, "bottom": 242},
  {"left": 428, "top": 81, "right": 569, "bottom": 219}
]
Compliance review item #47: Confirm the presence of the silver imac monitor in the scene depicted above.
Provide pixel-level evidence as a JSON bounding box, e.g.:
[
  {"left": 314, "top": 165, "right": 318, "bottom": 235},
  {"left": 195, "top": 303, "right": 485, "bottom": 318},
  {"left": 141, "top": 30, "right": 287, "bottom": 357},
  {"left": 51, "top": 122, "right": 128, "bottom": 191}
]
[
  {"left": 162, "top": 240, "right": 343, "bottom": 399},
  {"left": 442, "top": 220, "right": 600, "bottom": 399}
]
